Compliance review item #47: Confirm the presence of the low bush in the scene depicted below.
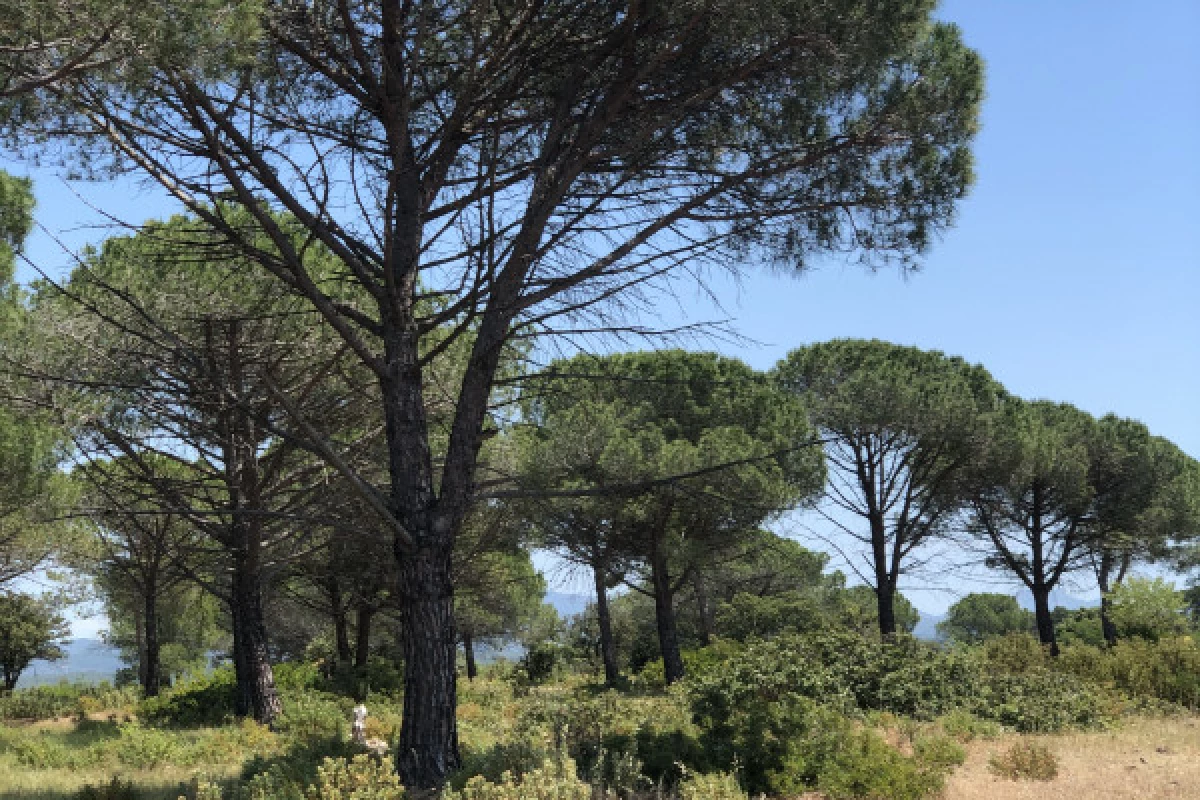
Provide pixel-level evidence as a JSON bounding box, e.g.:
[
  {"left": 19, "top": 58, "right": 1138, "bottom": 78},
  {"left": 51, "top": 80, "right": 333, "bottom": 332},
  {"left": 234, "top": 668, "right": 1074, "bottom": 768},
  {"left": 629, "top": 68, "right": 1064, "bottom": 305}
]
[
  {"left": 116, "top": 722, "right": 184, "bottom": 768},
  {"left": 0, "top": 682, "right": 139, "bottom": 721},
  {"left": 305, "top": 754, "right": 405, "bottom": 800},
  {"left": 988, "top": 741, "right": 1059, "bottom": 781},
  {"left": 273, "top": 691, "right": 350, "bottom": 743},
  {"left": 75, "top": 777, "right": 139, "bottom": 800},
  {"left": 442, "top": 758, "right": 590, "bottom": 800},
  {"left": 970, "top": 670, "right": 1119, "bottom": 732},
  {"left": 678, "top": 771, "right": 747, "bottom": 800},
  {"left": 139, "top": 669, "right": 237, "bottom": 727}
]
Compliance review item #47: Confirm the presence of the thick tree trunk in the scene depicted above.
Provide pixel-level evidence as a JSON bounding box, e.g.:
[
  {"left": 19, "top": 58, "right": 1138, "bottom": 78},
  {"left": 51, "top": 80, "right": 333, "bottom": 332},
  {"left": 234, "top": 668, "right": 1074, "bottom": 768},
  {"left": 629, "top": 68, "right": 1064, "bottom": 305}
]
[
  {"left": 354, "top": 606, "right": 373, "bottom": 669},
  {"left": 394, "top": 545, "right": 461, "bottom": 788},
  {"left": 1031, "top": 583, "right": 1059, "bottom": 656},
  {"left": 869, "top": 511, "right": 897, "bottom": 637},
  {"left": 1100, "top": 593, "right": 1118, "bottom": 647},
  {"left": 462, "top": 632, "right": 477, "bottom": 681},
  {"left": 875, "top": 582, "right": 897, "bottom": 637},
  {"left": 593, "top": 564, "right": 620, "bottom": 686},
  {"left": 230, "top": 562, "right": 282, "bottom": 724},
  {"left": 649, "top": 539, "right": 685, "bottom": 685},
  {"left": 143, "top": 586, "right": 161, "bottom": 698}
]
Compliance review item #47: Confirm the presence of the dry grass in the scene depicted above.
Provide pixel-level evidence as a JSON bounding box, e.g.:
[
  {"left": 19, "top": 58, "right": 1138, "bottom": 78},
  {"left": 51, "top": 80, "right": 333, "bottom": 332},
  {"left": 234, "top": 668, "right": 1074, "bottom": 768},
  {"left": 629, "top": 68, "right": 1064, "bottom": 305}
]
[{"left": 943, "top": 716, "right": 1200, "bottom": 800}]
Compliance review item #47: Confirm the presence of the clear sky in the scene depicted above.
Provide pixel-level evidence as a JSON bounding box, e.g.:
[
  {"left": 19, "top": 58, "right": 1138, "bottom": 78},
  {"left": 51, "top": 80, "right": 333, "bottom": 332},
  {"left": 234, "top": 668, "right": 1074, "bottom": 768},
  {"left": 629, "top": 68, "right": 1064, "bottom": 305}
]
[{"left": 7, "top": 2, "right": 1199, "bottom": 626}]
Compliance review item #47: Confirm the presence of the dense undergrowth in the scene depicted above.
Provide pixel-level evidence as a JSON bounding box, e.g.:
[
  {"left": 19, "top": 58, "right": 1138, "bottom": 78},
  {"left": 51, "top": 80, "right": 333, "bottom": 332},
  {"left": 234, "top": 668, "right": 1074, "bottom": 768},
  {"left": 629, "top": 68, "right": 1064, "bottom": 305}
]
[{"left": 1, "top": 631, "right": 1199, "bottom": 800}]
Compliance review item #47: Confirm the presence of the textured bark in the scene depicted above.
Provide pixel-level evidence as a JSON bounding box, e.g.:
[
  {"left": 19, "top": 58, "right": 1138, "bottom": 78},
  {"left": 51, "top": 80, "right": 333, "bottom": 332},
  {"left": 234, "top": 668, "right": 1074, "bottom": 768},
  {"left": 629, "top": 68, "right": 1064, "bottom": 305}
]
[
  {"left": 868, "top": 510, "right": 898, "bottom": 637},
  {"left": 143, "top": 585, "right": 161, "bottom": 697},
  {"left": 394, "top": 547, "right": 461, "bottom": 788},
  {"left": 1032, "top": 584, "right": 1059, "bottom": 656},
  {"left": 462, "top": 633, "right": 477, "bottom": 682},
  {"left": 230, "top": 562, "right": 282, "bottom": 724},
  {"left": 593, "top": 565, "right": 620, "bottom": 686},
  {"left": 354, "top": 606, "right": 373, "bottom": 669},
  {"left": 649, "top": 539, "right": 685, "bottom": 684}
]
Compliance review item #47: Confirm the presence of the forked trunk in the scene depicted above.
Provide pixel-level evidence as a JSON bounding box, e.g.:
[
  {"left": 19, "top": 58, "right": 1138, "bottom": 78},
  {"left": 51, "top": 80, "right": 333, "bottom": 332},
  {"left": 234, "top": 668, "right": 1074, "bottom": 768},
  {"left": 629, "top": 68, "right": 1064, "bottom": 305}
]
[
  {"left": 593, "top": 564, "right": 620, "bottom": 686},
  {"left": 649, "top": 539, "right": 685, "bottom": 684}
]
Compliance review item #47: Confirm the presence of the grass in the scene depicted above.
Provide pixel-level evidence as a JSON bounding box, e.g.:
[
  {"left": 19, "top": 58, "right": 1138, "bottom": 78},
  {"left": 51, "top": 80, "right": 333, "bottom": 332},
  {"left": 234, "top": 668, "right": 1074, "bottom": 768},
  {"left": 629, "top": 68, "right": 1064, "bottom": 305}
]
[
  {"left": 943, "top": 716, "right": 1200, "bottom": 799},
  {"left": 2, "top": 678, "right": 1199, "bottom": 800}
]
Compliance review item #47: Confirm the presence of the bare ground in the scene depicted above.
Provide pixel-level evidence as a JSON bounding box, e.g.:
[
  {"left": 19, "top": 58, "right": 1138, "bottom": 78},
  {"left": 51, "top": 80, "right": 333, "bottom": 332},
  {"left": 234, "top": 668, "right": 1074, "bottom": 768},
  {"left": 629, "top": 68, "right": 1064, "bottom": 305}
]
[{"left": 943, "top": 717, "right": 1200, "bottom": 800}]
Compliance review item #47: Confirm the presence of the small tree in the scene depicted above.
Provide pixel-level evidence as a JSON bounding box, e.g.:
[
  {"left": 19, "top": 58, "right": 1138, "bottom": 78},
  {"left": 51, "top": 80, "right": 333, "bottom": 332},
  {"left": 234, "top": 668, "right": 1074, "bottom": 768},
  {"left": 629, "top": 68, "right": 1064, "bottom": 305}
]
[
  {"left": 0, "top": 592, "right": 69, "bottom": 691},
  {"left": 774, "top": 339, "right": 1004, "bottom": 636},
  {"left": 1108, "top": 577, "right": 1190, "bottom": 642},
  {"left": 937, "top": 593, "right": 1034, "bottom": 644},
  {"left": 522, "top": 351, "right": 824, "bottom": 684}
]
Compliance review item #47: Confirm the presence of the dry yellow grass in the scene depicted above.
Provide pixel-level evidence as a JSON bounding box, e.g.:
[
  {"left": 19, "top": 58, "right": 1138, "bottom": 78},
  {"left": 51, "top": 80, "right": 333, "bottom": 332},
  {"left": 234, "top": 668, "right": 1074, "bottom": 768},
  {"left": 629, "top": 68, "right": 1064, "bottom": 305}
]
[{"left": 942, "top": 716, "right": 1200, "bottom": 800}]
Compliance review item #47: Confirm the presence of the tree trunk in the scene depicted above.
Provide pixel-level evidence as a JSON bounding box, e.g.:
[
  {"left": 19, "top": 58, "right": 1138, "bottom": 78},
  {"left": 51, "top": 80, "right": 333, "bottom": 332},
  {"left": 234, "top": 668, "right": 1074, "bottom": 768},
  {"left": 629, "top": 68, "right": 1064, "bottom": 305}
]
[
  {"left": 649, "top": 538, "right": 685, "bottom": 684},
  {"left": 1097, "top": 552, "right": 1118, "bottom": 647},
  {"left": 462, "top": 632, "right": 477, "bottom": 681},
  {"left": 593, "top": 564, "right": 620, "bottom": 687},
  {"left": 354, "top": 605, "right": 373, "bottom": 669},
  {"left": 875, "top": 583, "right": 897, "bottom": 637},
  {"left": 230, "top": 561, "right": 282, "bottom": 724},
  {"left": 133, "top": 603, "right": 148, "bottom": 691},
  {"left": 1031, "top": 583, "right": 1059, "bottom": 657},
  {"left": 869, "top": 511, "right": 897, "bottom": 637},
  {"left": 330, "top": 577, "right": 352, "bottom": 662},
  {"left": 143, "top": 586, "right": 162, "bottom": 698},
  {"left": 693, "top": 572, "right": 714, "bottom": 646},
  {"left": 394, "top": 545, "right": 461, "bottom": 788}
]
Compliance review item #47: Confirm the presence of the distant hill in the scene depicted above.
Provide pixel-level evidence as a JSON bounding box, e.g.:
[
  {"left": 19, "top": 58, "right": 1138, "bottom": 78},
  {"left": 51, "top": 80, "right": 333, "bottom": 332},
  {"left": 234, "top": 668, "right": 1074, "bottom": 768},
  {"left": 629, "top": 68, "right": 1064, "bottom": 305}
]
[
  {"left": 912, "top": 610, "right": 945, "bottom": 642},
  {"left": 16, "top": 639, "right": 122, "bottom": 688},
  {"left": 546, "top": 590, "right": 591, "bottom": 619},
  {"left": 1016, "top": 588, "right": 1095, "bottom": 611}
]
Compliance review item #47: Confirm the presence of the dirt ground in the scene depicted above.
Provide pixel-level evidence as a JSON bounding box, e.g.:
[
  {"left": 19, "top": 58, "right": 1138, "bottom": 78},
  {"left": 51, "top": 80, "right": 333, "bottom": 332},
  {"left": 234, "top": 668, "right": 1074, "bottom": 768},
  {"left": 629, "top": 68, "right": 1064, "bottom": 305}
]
[{"left": 942, "top": 717, "right": 1200, "bottom": 800}]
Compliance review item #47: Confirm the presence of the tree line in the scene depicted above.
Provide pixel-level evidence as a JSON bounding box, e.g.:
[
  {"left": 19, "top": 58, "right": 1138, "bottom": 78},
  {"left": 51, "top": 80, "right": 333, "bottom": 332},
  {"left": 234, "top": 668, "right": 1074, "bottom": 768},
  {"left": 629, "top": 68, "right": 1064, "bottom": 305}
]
[{"left": 0, "top": 0, "right": 1194, "bottom": 791}]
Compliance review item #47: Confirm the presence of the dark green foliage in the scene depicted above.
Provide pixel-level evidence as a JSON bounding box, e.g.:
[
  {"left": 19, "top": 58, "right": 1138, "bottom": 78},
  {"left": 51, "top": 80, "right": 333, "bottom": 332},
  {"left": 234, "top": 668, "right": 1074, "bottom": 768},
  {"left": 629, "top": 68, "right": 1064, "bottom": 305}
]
[
  {"left": 0, "top": 592, "right": 70, "bottom": 691},
  {"left": 73, "top": 777, "right": 138, "bottom": 800},
  {"left": 938, "top": 593, "right": 1035, "bottom": 643},
  {"left": 138, "top": 668, "right": 237, "bottom": 728},
  {"left": 520, "top": 643, "right": 561, "bottom": 686}
]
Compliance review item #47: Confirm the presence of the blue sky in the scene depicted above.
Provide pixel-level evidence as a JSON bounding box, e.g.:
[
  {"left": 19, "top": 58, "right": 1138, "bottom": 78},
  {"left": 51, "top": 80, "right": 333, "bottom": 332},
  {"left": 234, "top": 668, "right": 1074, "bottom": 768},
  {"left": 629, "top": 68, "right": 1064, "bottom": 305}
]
[{"left": 7, "top": 2, "right": 1199, "bottom": 627}]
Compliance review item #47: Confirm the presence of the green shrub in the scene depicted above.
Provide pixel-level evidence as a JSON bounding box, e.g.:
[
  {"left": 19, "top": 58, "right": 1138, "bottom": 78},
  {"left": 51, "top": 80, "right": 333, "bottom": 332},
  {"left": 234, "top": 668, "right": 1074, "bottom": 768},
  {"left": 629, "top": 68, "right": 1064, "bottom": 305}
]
[
  {"left": 0, "top": 682, "right": 138, "bottom": 721},
  {"left": 970, "top": 670, "right": 1118, "bottom": 732},
  {"left": 441, "top": 759, "right": 590, "bottom": 800},
  {"left": 305, "top": 755, "right": 405, "bottom": 800},
  {"left": 140, "top": 668, "right": 237, "bottom": 727},
  {"left": 937, "top": 710, "right": 1001, "bottom": 742},
  {"left": 274, "top": 691, "right": 349, "bottom": 742},
  {"left": 678, "top": 771, "right": 747, "bottom": 800},
  {"left": 520, "top": 643, "right": 560, "bottom": 686},
  {"left": 1062, "top": 637, "right": 1200, "bottom": 709},
  {"left": 75, "top": 777, "right": 139, "bottom": 800},
  {"left": 813, "top": 730, "right": 944, "bottom": 800},
  {"left": 912, "top": 735, "right": 966, "bottom": 770},
  {"left": 988, "top": 741, "right": 1058, "bottom": 781},
  {"left": 982, "top": 633, "right": 1048, "bottom": 673},
  {"left": 116, "top": 722, "right": 184, "bottom": 768}
]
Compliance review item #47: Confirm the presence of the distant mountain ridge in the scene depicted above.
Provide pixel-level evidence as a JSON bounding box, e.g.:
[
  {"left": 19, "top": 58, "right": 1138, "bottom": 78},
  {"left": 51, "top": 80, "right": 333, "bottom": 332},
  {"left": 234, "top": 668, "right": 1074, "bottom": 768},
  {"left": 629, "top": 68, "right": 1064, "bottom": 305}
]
[{"left": 16, "top": 638, "right": 122, "bottom": 688}]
